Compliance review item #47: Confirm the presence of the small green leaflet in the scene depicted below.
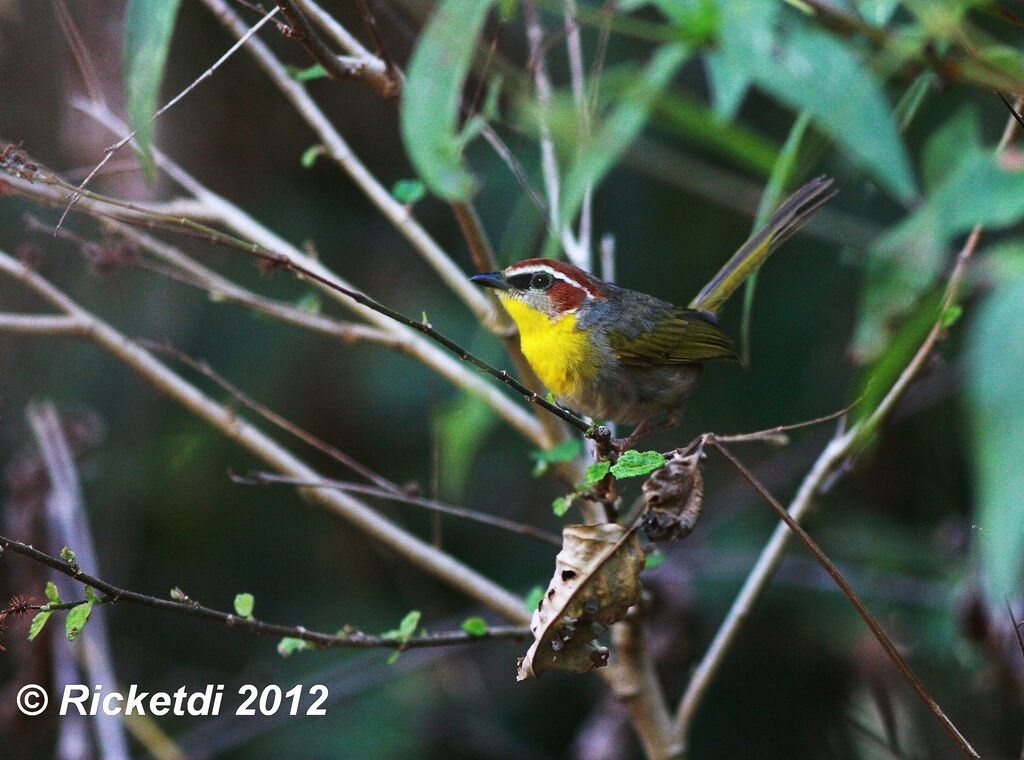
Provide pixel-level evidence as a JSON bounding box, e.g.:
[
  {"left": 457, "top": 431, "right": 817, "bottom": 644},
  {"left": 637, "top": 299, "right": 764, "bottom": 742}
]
[
  {"left": 60, "top": 546, "right": 77, "bottom": 565},
  {"left": 552, "top": 496, "right": 573, "bottom": 517},
  {"left": 940, "top": 304, "right": 962, "bottom": 328},
  {"left": 644, "top": 550, "right": 666, "bottom": 570},
  {"left": 294, "top": 292, "right": 322, "bottom": 315},
  {"left": 461, "top": 616, "right": 488, "bottom": 636},
  {"left": 610, "top": 450, "right": 666, "bottom": 479},
  {"left": 65, "top": 600, "right": 93, "bottom": 641},
  {"left": 45, "top": 581, "right": 61, "bottom": 604},
  {"left": 382, "top": 610, "right": 421, "bottom": 664},
  {"left": 289, "top": 63, "right": 328, "bottom": 82},
  {"left": 585, "top": 460, "right": 611, "bottom": 484},
  {"left": 530, "top": 439, "right": 583, "bottom": 476},
  {"left": 392, "top": 179, "right": 426, "bottom": 205},
  {"left": 277, "top": 637, "right": 314, "bottom": 656},
  {"left": 233, "top": 593, "right": 255, "bottom": 618},
  {"left": 524, "top": 585, "right": 545, "bottom": 612},
  {"left": 28, "top": 612, "right": 52, "bottom": 641},
  {"left": 300, "top": 145, "right": 324, "bottom": 168}
]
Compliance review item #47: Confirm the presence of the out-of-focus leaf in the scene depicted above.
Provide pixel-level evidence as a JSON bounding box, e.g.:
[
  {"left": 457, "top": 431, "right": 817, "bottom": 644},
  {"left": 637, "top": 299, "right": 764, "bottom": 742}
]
[
  {"left": 300, "top": 145, "right": 324, "bottom": 168},
  {"left": 584, "top": 459, "right": 611, "bottom": 484},
  {"left": 530, "top": 439, "right": 582, "bottom": 476},
  {"left": 644, "top": 549, "right": 666, "bottom": 569},
  {"left": 233, "top": 593, "right": 254, "bottom": 618},
  {"left": 550, "top": 44, "right": 688, "bottom": 256},
  {"left": 524, "top": 585, "right": 545, "bottom": 612},
  {"left": 854, "top": 112, "right": 1024, "bottom": 360},
  {"left": 855, "top": 0, "right": 902, "bottom": 24},
  {"left": 652, "top": 90, "right": 778, "bottom": 174},
  {"left": 45, "top": 581, "right": 61, "bottom": 604},
  {"left": 400, "top": 0, "right": 493, "bottom": 200},
  {"left": 966, "top": 262, "right": 1024, "bottom": 607},
  {"left": 610, "top": 450, "right": 666, "bottom": 479},
  {"left": 704, "top": 53, "right": 750, "bottom": 121},
  {"left": 921, "top": 108, "right": 979, "bottom": 192},
  {"left": 461, "top": 616, "right": 488, "bottom": 636},
  {"left": 59, "top": 546, "right": 76, "bottom": 565},
  {"left": 552, "top": 495, "right": 575, "bottom": 517},
  {"left": 436, "top": 391, "right": 498, "bottom": 498},
  {"left": 517, "top": 523, "right": 644, "bottom": 679},
  {"left": 382, "top": 610, "right": 421, "bottom": 664},
  {"left": 737, "top": 20, "right": 915, "bottom": 201},
  {"left": 288, "top": 63, "right": 328, "bottom": 82},
  {"left": 124, "top": 0, "right": 182, "bottom": 182},
  {"left": 391, "top": 179, "right": 426, "bottom": 205},
  {"left": 699, "top": 0, "right": 773, "bottom": 120}
]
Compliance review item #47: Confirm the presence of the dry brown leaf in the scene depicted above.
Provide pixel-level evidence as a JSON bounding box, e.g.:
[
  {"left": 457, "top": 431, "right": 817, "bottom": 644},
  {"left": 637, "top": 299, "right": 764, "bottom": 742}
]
[
  {"left": 641, "top": 449, "right": 703, "bottom": 542},
  {"left": 517, "top": 523, "right": 644, "bottom": 681}
]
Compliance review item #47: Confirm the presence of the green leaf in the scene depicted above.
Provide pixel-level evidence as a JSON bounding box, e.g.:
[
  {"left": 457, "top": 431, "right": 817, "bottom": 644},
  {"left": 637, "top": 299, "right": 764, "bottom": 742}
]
[
  {"left": 300, "top": 145, "right": 324, "bottom": 168},
  {"left": 610, "top": 450, "right": 666, "bottom": 479},
  {"left": 400, "top": 0, "right": 494, "bottom": 200},
  {"left": 45, "top": 581, "right": 61, "bottom": 604},
  {"left": 65, "top": 601, "right": 93, "bottom": 641},
  {"left": 436, "top": 391, "right": 498, "bottom": 498},
  {"left": 382, "top": 610, "right": 421, "bottom": 642},
  {"left": 461, "top": 616, "right": 488, "bottom": 636},
  {"left": 585, "top": 459, "right": 611, "bottom": 484},
  {"left": 939, "top": 304, "right": 962, "bottom": 328},
  {"left": 277, "top": 637, "right": 314, "bottom": 656},
  {"left": 717, "top": 5, "right": 915, "bottom": 200},
  {"left": 552, "top": 496, "right": 573, "bottom": 517},
  {"left": 84, "top": 586, "right": 98, "bottom": 604},
  {"left": 530, "top": 439, "right": 583, "bottom": 476},
  {"left": 233, "top": 593, "right": 255, "bottom": 618},
  {"left": 644, "top": 549, "right": 666, "bottom": 569},
  {"left": 552, "top": 44, "right": 688, "bottom": 255},
  {"left": 289, "top": 63, "right": 328, "bottom": 82},
  {"left": 28, "top": 611, "right": 52, "bottom": 641},
  {"left": 854, "top": 111, "right": 1024, "bottom": 360},
  {"left": 855, "top": 0, "right": 901, "bottom": 24},
  {"left": 966, "top": 272, "right": 1024, "bottom": 607},
  {"left": 60, "top": 546, "right": 76, "bottom": 565},
  {"left": 392, "top": 178, "right": 427, "bottom": 205},
  {"left": 524, "top": 585, "right": 545, "bottom": 612},
  {"left": 124, "top": 0, "right": 182, "bottom": 182},
  {"left": 294, "top": 292, "right": 322, "bottom": 315}
]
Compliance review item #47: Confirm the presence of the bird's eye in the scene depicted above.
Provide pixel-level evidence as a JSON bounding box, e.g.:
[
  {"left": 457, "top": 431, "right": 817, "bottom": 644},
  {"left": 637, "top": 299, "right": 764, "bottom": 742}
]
[{"left": 531, "top": 272, "right": 553, "bottom": 290}]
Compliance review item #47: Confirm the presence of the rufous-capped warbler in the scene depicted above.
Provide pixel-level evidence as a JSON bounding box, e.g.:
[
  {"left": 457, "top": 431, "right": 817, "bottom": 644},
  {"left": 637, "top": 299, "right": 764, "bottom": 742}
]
[{"left": 471, "top": 176, "right": 835, "bottom": 439}]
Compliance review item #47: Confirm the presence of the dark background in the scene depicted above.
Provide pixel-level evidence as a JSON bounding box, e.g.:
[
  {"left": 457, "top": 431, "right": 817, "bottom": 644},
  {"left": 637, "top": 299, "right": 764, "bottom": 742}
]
[{"left": 1, "top": 1, "right": 1021, "bottom": 758}]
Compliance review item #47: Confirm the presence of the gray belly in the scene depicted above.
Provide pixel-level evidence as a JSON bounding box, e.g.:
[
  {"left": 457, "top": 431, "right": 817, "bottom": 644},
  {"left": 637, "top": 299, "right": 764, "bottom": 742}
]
[{"left": 560, "top": 364, "right": 704, "bottom": 424}]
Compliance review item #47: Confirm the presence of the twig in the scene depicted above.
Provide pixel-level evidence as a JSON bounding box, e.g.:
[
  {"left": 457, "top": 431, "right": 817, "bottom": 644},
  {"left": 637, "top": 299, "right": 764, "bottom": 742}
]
[
  {"left": 707, "top": 441, "right": 978, "bottom": 758},
  {"left": 233, "top": 472, "right": 562, "bottom": 545},
  {"left": 0, "top": 534, "right": 528, "bottom": 650},
  {"left": 275, "top": 0, "right": 399, "bottom": 97},
  {"left": 57, "top": 7, "right": 281, "bottom": 229},
  {"left": 139, "top": 341, "right": 404, "bottom": 493},
  {"left": 0, "top": 249, "right": 530, "bottom": 622}
]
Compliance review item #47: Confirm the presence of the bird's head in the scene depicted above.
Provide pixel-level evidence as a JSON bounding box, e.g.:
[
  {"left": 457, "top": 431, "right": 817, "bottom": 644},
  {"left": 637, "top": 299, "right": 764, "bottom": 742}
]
[{"left": 470, "top": 259, "right": 606, "bottom": 321}]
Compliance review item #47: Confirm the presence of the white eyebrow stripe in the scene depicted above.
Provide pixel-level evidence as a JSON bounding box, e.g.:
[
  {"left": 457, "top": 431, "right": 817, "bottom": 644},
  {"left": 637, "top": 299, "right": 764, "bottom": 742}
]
[{"left": 506, "top": 265, "right": 597, "bottom": 299}]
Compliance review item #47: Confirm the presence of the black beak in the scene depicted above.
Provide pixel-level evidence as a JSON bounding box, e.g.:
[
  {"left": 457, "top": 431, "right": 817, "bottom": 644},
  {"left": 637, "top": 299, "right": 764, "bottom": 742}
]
[{"left": 470, "top": 272, "right": 512, "bottom": 291}]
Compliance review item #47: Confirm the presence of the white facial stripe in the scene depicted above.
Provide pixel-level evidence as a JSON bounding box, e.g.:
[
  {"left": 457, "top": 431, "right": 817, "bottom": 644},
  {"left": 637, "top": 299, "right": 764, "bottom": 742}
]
[{"left": 505, "top": 264, "right": 597, "bottom": 299}]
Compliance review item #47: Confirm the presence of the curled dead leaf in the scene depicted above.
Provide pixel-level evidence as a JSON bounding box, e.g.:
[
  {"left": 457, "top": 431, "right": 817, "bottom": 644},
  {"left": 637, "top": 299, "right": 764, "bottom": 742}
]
[
  {"left": 641, "top": 449, "right": 703, "bottom": 542},
  {"left": 517, "top": 523, "right": 644, "bottom": 681}
]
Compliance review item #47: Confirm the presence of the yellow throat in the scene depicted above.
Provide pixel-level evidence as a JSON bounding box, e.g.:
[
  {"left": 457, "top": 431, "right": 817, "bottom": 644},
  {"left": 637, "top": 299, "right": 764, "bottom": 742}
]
[{"left": 499, "top": 295, "right": 597, "bottom": 399}]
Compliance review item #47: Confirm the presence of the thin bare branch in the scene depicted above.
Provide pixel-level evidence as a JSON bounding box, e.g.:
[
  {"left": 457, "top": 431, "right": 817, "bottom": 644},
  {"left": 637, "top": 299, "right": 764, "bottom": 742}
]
[
  {"left": 0, "top": 249, "right": 531, "bottom": 622},
  {"left": 0, "top": 534, "right": 528, "bottom": 650},
  {"left": 233, "top": 471, "right": 562, "bottom": 545}
]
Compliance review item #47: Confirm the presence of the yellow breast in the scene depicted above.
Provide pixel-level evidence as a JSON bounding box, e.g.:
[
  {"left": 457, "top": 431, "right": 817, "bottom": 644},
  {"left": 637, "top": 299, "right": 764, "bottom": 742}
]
[{"left": 499, "top": 296, "right": 597, "bottom": 399}]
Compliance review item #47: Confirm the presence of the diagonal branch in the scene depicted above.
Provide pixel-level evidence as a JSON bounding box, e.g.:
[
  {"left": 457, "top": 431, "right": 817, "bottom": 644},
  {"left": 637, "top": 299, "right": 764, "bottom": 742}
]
[{"left": 0, "top": 249, "right": 531, "bottom": 622}]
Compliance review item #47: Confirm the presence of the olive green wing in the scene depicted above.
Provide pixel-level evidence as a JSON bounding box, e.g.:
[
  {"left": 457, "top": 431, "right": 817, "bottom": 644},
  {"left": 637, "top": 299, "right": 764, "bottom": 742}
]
[{"left": 610, "top": 309, "right": 738, "bottom": 366}]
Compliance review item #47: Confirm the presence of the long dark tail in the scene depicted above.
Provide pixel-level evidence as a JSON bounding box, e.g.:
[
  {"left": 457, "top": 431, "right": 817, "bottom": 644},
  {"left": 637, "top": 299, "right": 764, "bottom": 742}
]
[{"left": 688, "top": 176, "right": 836, "bottom": 313}]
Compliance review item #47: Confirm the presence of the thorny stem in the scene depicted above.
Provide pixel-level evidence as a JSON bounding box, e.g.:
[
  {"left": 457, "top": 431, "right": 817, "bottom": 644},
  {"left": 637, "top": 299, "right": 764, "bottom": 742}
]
[{"left": 0, "top": 535, "right": 528, "bottom": 651}]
